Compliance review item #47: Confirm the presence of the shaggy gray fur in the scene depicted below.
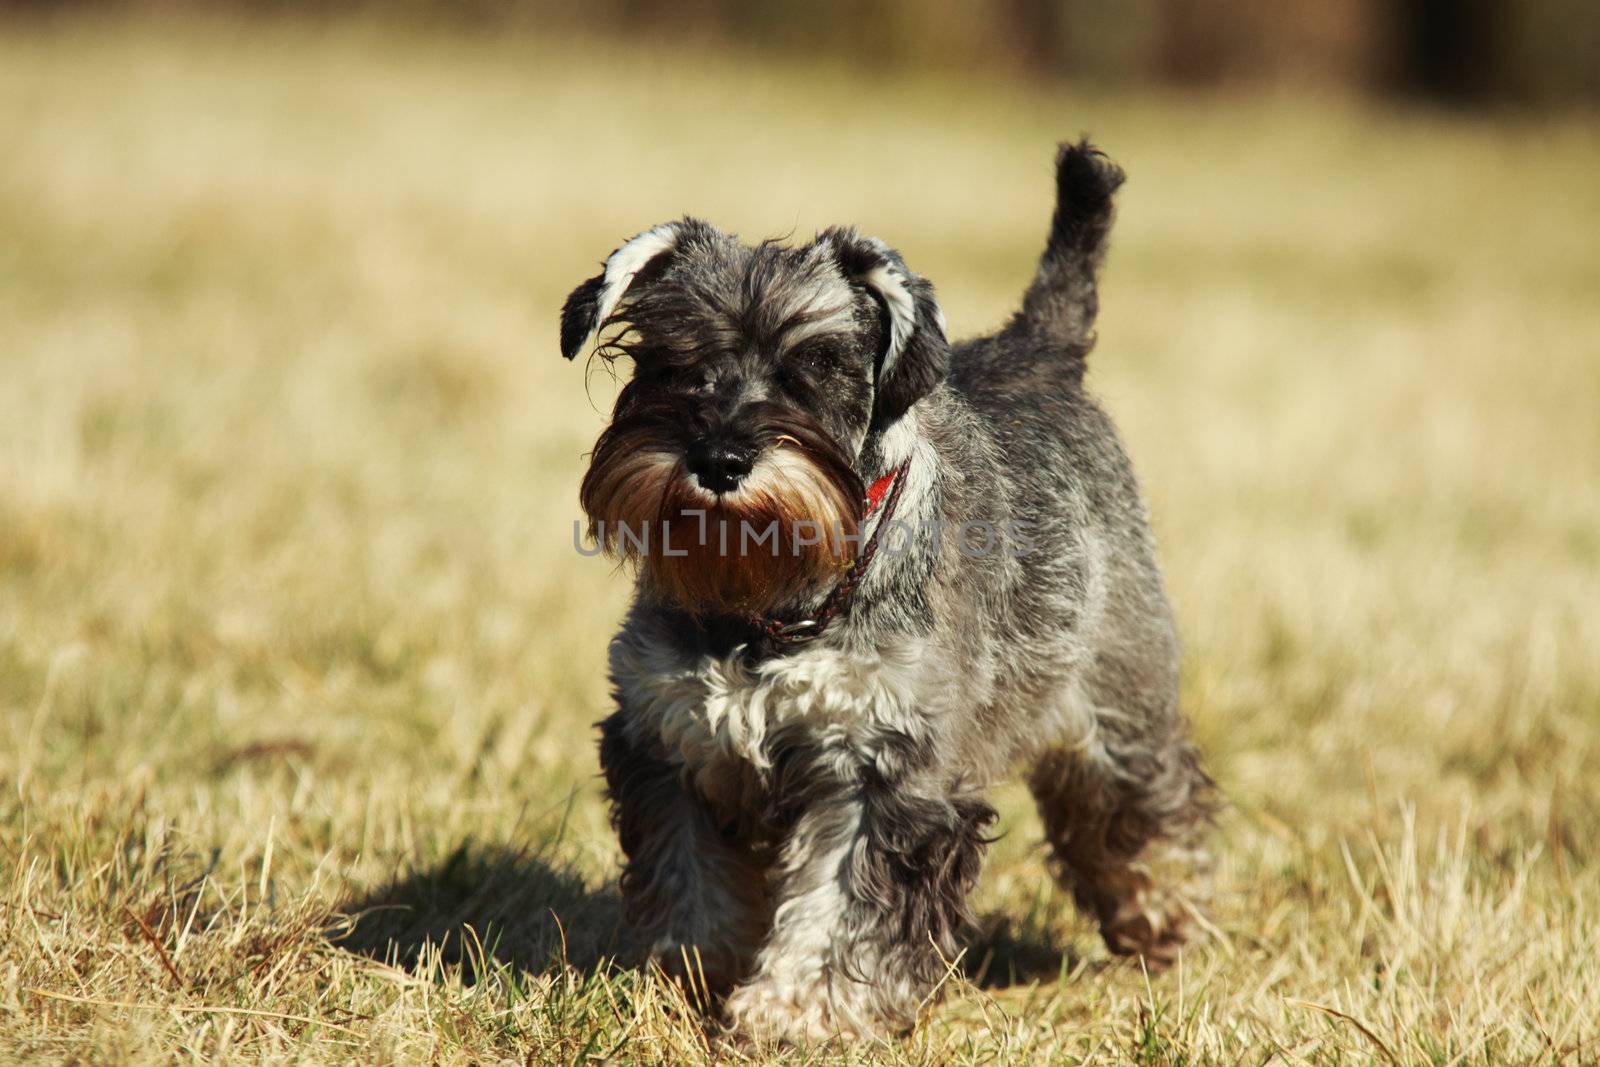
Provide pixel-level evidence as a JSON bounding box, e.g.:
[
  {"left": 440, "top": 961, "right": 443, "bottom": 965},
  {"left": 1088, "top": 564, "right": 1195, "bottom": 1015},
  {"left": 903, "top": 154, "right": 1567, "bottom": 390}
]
[{"left": 562, "top": 141, "right": 1216, "bottom": 1045}]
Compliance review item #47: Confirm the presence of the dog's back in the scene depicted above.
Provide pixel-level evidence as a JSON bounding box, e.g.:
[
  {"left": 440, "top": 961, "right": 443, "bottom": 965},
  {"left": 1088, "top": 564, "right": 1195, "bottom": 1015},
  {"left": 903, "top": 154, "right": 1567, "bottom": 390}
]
[{"left": 939, "top": 145, "right": 1214, "bottom": 966}]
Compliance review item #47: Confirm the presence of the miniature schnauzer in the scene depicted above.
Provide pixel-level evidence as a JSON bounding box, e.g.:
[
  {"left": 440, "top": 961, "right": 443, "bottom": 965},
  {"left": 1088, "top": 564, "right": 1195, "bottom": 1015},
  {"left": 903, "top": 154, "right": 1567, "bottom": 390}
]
[{"left": 560, "top": 141, "right": 1215, "bottom": 1043}]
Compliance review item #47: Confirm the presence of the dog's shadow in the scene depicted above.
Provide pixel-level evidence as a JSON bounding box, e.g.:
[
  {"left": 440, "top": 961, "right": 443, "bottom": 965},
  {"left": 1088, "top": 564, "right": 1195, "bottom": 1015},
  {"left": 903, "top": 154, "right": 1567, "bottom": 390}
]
[
  {"left": 332, "top": 842, "right": 621, "bottom": 978},
  {"left": 963, "top": 910, "right": 1088, "bottom": 990},
  {"left": 332, "top": 841, "right": 1083, "bottom": 991}
]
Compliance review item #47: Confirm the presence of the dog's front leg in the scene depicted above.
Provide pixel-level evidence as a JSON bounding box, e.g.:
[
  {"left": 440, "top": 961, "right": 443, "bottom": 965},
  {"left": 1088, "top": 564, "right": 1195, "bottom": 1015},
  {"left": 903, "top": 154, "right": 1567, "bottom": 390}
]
[
  {"left": 598, "top": 712, "right": 767, "bottom": 996},
  {"left": 724, "top": 766, "right": 995, "bottom": 1044}
]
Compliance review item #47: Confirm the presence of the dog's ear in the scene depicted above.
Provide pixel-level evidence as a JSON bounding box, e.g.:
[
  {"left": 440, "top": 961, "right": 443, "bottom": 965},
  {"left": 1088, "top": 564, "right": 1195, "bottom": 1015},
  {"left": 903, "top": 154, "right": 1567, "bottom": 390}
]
[
  {"left": 560, "top": 221, "right": 688, "bottom": 360},
  {"left": 821, "top": 228, "right": 950, "bottom": 430}
]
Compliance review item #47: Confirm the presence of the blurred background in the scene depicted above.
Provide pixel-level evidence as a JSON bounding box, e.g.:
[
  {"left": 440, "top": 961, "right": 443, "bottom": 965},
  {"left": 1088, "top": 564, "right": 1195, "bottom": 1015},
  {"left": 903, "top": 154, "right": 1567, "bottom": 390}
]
[
  {"left": 6, "top": 0, "right": 1600, "bottom": 103},
  {"left": 2, "top": 1, "right": 1598, "bottom": 1063}
]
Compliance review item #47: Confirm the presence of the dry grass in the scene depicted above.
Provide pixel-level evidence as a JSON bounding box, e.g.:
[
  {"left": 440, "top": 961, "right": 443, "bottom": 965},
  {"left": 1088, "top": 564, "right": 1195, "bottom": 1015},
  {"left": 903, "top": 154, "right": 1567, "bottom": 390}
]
[{"left": 3, "top": 13, "right": 1599, "bottom": 1065}]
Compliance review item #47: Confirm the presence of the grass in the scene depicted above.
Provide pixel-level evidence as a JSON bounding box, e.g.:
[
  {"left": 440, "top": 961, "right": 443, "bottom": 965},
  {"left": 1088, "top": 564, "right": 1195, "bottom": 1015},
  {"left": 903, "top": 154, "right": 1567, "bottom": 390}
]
[{"left": 3, "top": 12, "right": 1599, "bottom": 1064}]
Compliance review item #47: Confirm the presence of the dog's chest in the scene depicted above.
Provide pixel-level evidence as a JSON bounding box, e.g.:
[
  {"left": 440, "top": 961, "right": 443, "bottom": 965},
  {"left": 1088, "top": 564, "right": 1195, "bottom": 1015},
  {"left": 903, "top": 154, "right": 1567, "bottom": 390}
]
[{"left": 610, "top": 634, "right": 928, "bottom": 792}]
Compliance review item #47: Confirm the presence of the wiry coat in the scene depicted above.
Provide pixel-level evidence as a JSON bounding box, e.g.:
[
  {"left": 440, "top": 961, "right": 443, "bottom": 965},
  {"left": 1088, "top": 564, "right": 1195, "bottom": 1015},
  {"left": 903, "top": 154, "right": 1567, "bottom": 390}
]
[{"left": 562, "top": 142, "right": 1215, "bottom": 1044}]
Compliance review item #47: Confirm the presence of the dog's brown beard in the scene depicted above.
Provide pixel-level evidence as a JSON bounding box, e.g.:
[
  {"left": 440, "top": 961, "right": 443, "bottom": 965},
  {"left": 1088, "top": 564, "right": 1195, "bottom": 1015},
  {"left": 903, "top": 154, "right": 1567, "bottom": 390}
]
[{"left": 581, "top": 430, "right": 861, "bottom": 614}]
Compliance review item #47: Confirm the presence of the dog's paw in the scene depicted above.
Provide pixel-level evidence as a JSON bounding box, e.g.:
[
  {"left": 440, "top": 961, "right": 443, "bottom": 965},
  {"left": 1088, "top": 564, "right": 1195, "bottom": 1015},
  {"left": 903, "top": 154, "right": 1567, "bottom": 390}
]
[
  {"left": 644, "top": 937, "right": 743, "bottom": 1003},
  {"left": 722, "top": 978, "right": 876, "bottom": 1047},
  {"left": 1101, "top": 906, "right": 1192, "bottom": 969},
  {"left": 1095, "top": 863, "right": 1207, "bottom": 969}
]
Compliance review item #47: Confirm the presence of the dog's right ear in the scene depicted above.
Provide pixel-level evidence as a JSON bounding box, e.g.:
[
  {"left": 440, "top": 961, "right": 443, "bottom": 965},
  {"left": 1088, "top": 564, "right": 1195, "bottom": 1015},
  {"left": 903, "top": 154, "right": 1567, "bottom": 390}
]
[
  {"left": 559, "top": 221, "right": 688, "bottom": 360},
  {"left": 820, "top": 228, "right": 951, "bottom": 431}
]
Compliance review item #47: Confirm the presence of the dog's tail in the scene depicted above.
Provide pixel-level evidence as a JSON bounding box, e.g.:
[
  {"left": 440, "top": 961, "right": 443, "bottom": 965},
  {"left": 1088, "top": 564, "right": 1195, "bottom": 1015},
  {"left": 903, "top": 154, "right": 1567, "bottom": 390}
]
[{"left": 1013, "top": 139, "right": 1125, "bottom": 357}]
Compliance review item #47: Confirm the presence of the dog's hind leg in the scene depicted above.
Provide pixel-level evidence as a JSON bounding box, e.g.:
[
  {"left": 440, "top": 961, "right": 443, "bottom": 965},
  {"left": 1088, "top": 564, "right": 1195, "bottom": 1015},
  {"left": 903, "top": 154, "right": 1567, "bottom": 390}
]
[
  {"left": 1028, "top": 680, "right": 1216, "bottom": 966},
  {"left": 598, "top": 712, "right": 768, "bottom": 997}
]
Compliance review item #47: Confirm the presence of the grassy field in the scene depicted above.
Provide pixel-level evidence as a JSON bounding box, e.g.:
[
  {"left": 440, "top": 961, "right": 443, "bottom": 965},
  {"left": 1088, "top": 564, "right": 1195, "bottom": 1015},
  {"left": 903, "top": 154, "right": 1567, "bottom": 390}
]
[{"left": 3, "top": 14, "right": 1599, "bottom": 1065}]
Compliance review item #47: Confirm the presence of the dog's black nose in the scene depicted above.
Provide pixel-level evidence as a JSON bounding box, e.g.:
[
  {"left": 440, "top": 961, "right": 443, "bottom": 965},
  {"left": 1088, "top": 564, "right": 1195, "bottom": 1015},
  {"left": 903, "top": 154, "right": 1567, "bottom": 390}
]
[{"left": 686, "top": 441, "right": 756, "bottom": 494}]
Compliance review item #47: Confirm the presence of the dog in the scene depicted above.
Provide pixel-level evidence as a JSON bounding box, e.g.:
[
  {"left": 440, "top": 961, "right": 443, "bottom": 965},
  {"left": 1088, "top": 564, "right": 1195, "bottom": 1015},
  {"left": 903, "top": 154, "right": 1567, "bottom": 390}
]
[{"left": 559, "top": 141, "right": 1216, "bottom": 1044}]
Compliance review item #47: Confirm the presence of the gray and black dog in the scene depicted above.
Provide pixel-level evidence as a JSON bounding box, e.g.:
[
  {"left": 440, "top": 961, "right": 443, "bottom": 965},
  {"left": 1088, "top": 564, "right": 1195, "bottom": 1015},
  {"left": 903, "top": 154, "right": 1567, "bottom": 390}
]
[{"left": 559, "top": 141, "right": 1215, "bottom": 1043}]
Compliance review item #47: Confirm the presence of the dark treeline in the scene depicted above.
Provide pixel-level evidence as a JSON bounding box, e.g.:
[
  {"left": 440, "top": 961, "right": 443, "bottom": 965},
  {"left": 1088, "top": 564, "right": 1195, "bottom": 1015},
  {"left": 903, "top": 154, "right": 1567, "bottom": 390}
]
[{"left": 5, "top": 0, "right": 1597, "bottom": 105}]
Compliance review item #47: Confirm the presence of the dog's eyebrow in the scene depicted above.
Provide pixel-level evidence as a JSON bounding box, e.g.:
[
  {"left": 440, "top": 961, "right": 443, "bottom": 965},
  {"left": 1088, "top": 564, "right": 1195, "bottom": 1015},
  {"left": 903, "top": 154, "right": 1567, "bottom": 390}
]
[{"left": 767, "top": 297, "right": 857, "bottom": 356}]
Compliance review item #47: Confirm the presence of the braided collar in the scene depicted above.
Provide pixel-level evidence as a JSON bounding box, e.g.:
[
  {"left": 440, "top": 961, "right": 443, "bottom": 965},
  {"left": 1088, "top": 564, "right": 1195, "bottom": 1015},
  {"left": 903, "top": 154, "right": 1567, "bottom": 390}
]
[{"left": 715, "top": 458, "right": 912, "bottom": 654}]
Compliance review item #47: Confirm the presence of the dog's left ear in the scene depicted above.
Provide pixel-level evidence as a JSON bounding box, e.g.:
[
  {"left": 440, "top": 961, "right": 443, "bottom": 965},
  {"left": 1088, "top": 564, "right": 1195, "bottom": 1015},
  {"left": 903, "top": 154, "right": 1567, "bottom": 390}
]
[
  {"left": 821, "top": 228, "right": 950, "bottom": 431},
  {"left": 560, "top": 221, "right": 689, "bottom": 360}
]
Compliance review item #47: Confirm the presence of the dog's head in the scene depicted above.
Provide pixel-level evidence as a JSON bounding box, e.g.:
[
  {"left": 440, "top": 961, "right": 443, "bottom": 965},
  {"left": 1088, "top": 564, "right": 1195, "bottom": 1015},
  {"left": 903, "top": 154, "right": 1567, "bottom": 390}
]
[{"left": 561, "top": 218, "right": 948, "bottom": 614}]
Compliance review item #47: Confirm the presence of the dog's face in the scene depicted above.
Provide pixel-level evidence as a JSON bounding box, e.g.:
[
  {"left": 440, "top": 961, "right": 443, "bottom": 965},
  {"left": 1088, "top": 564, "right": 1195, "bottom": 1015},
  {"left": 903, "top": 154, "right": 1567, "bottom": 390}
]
[{"left": 561, "top": 218, "right": 948, "bottom": 614}]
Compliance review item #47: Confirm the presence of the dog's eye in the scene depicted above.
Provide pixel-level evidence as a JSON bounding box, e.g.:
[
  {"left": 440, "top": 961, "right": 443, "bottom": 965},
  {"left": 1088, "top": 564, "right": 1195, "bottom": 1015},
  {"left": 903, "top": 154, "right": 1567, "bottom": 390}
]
[
  {"left": 631, "top": 352, "right": 711, "bottom": 391},
  {"left": 788, "top": 342, "right": 836, "bottom": 374}
]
